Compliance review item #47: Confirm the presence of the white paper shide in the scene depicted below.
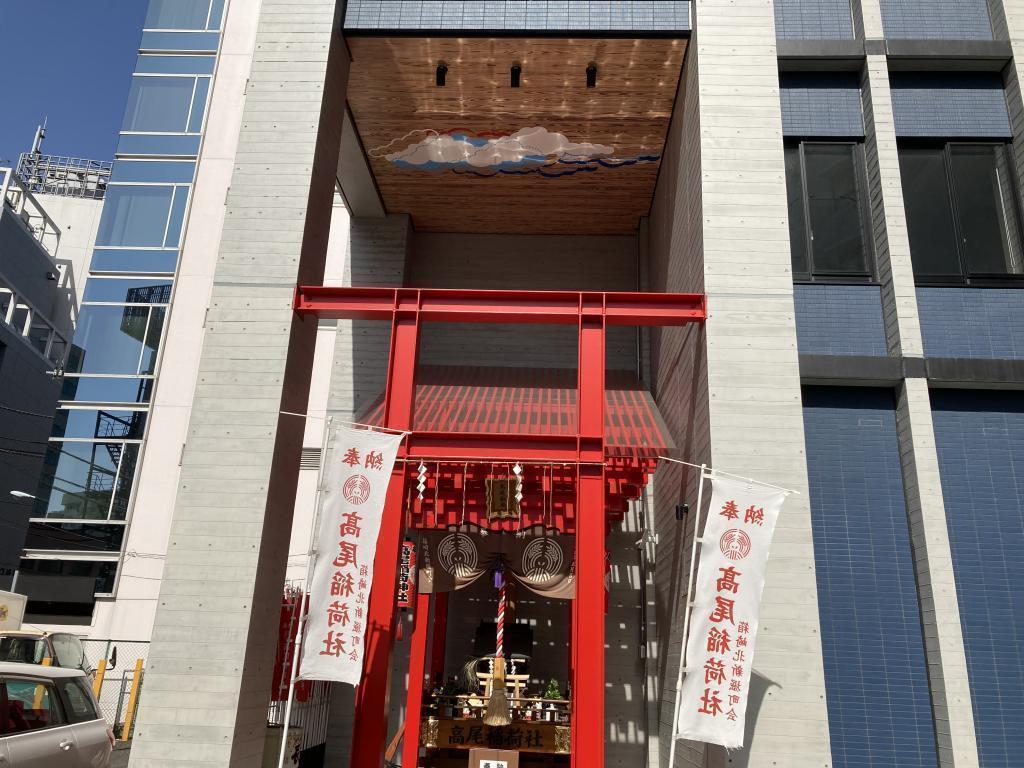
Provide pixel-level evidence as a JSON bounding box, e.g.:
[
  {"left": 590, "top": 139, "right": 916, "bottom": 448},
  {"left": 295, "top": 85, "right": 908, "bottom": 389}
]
[
  {"left": 298, "top": 425, "right": 403, "bottom": 686},
  {"left": 675, "top": 476, "right": 786, "bottom": 748}
]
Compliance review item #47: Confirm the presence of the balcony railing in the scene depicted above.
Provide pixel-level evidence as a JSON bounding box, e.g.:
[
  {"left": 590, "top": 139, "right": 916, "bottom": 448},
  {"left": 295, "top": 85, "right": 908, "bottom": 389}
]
[
  {"left": 16, "top": 152, "right": 111, "bottom": 200},
  {"left": 1, "top": 167, "right": 62, "bottom": 257}
]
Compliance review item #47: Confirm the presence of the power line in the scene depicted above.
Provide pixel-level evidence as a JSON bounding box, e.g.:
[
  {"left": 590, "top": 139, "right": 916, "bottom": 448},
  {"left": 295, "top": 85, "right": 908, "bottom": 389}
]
[{"left": 0, "top": 403, "right": 56, "bottom": 419}]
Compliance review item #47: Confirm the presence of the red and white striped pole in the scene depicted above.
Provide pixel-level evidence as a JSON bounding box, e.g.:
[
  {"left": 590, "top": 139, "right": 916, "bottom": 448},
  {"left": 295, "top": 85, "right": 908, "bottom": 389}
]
[{"left": 496, "top": 578, "right": 506, "bottom": 659}]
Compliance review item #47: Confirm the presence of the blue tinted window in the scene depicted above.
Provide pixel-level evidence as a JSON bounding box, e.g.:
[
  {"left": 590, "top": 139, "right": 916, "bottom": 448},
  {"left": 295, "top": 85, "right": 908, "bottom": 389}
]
[
  {"left": 90, "top": 249, "right": 178, "bottom": 274},
  {"left": 123, "top": 76, "right": 195, "bottom": 133},
  {"left": 139, "top": 31, "right": 219, "bottom": 52},
  {"left": 66, "top": 306, "right": 165, "bottom": 376},
  {"left": 111, "top": 161, "right": 195, "bottom": 184},
  {"left": 187, "top": 77, "right": 211, "bottom": 133},
  {"left": 803, "top": 387, "right": 938, "bottom": 768},
  {"left": 135, "top": 55, "right": 216, "bottom": 74},
  {"left": 97, "top": 186, "right": 179, "bottom": 248},
  {"left": 117, "top": 133, "right": 201, "bottom": 157},
  {"left": 60, "top": 377, "right": 153, "bottom": 404},
  {"left": 932, "top": 390, "right": 1024, "bottom": 768},
  {"left": 145, "top": 0, "right": 214, "bottom": 29},
  {"left": 51, "top": 409, "right": 147, "bottom": 440},
  {"left": 165, "top": 187, "right": 189, "bottom": 247},
  {"left": 34, "top": 442, "right": 139, "bottom": 521},
  {"left": 83, "top": 279, "right": 172, "bottom": 303}
]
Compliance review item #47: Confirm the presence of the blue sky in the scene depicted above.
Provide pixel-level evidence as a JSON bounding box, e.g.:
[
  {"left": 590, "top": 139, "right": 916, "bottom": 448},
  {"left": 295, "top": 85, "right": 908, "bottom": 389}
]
[{"left": 0, "top": 0, "right": 147, "bottom": 166}]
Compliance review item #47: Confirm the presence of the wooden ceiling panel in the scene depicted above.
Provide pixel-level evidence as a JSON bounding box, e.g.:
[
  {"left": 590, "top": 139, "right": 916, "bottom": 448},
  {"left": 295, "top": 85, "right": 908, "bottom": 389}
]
[{"left": 346, "top": 36, "right": 686, "bottom": 235}]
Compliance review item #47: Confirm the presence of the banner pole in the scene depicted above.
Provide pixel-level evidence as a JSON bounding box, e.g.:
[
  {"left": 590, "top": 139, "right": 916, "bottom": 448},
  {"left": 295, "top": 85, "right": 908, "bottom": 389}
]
[
  {"left": 278, "top": 416, "right": 333, "bottom": 768},
  {"left": 668, "top": 464, "right": 708, "bottom": 768}
]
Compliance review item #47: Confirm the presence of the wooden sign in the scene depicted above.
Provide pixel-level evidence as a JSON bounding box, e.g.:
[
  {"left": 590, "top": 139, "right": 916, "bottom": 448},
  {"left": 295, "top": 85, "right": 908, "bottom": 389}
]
[
  {"left": 421, "top": 718, "right": 570, "bottom": 754},
  {"left": 397, "top": 539, "right": 417, "bottom": 609},
  {"left": 486, "top": 479, "right": 520, "bottom": 520}
]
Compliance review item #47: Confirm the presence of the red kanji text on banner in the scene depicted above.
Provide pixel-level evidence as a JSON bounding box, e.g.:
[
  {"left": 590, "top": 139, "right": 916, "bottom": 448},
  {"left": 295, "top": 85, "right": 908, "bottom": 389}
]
[
  {"left": 675, "top": 475, "right": 786, "bottom": 748},
  {"left": 298, "top": 425, "right": 404, "bottom": 686}
]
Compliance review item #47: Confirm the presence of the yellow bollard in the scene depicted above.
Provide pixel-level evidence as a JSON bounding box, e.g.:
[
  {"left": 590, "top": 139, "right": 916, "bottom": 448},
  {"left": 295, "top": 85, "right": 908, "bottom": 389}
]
[
  {"left": 33, "top": 658, "right": 53, "bottom": 711},
  {"left": 93, "top": 658, "right": 107, "bottom": 699},
  {"left": 120, "top": 658, "right": 144, "bottom": 742}
]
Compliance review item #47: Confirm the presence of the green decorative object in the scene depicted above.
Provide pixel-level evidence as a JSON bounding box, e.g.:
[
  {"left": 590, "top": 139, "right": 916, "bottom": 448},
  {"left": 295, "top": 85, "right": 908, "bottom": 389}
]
[{"left": 543, "top": 678, "right": 562, "bottom": 700}]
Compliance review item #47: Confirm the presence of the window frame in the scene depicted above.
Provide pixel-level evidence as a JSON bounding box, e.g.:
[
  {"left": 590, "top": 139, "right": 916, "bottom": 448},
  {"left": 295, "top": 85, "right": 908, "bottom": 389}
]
[
  {"left": 899, "top": 139, "right": 1024, "bottom": 286},
  {"left": 786, "top": 139, "right": 877, "bottom": 284},
  {"left": 0, "top": 675, "right": 68, "bottom": 735}
]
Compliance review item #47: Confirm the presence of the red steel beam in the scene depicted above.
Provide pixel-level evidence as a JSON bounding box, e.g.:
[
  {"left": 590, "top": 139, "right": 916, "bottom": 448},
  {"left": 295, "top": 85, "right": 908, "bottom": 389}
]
[{"left": 294, "top": 286, "right": 706, "bottom": 326}]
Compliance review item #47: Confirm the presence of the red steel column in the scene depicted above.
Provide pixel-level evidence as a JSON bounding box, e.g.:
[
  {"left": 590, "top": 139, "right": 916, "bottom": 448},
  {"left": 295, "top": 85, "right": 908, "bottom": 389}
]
[
  {"left": 402, "top": 591, "right": 432, "bottom": 768},
  {"left": 573, "top": 307, "right": 605, "bottom": 768},
  {"left": 351, "top": 310, "right": 419, "bottom": 768}
]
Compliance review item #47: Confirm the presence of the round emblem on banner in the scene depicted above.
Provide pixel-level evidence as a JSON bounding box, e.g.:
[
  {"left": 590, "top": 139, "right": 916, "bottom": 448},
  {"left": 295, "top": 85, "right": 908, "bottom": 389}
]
[
  {"left": 437, "top": 533, "right": 479, "bottom": 578},
  {"left": 720, "top": 529, "right": 752, "bottom": 561},
  {"left": 521, "top": 537, "right": 563, "bottom": 582},
  {"left": 342, "top": 474, "right": 371, "bottom": 505}
]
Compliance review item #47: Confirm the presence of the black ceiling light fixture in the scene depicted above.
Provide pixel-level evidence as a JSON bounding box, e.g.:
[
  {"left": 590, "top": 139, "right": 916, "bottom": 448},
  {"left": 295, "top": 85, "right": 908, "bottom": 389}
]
[
  {"left": 436, "top": 61, "right": 448, "bottom": 87},
  {"left": 586, "top": 62, "right": 598, "bottom": 88},
  {"left": 510, "top": 63, "right": 522, "bottom": 88}
]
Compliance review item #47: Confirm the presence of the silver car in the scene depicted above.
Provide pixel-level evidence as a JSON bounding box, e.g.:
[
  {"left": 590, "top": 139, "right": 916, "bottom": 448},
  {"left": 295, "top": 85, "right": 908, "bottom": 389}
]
[{"left": 0, "top": 662, "right": 113, "bottom": 767}]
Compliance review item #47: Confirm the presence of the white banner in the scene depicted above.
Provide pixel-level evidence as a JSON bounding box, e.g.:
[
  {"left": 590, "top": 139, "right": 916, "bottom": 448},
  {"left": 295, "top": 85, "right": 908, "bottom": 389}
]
[
  {"left": 675, "top": 475, "right": 786, "bottom": 748},
  {"left": 298, "top": 425, "right": 404, "bottom": 685}
]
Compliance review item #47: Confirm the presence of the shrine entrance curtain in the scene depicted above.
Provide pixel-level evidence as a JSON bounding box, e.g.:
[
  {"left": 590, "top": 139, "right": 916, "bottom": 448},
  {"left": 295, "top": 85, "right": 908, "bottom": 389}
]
[{"left": 417, "top": 531, "right": 576, "bottom": 599}]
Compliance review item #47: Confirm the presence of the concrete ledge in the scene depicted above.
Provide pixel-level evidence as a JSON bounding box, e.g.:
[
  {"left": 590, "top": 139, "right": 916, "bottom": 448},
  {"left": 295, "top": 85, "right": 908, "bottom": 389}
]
[
  {"left": 799, "top": 354, "right": 903, "bottom": 385},
  {"left": 886, "top": 39, "right": 1012, "bottom": 70},
  {"left": 777, "top": 39, "right": 865, "bottom": 70},
  {"left": 927, "top": 357, "right": 1024, "bottom": 387},
  {"left": 800, "top": 354, "right": 1024, "bottom": 387}
]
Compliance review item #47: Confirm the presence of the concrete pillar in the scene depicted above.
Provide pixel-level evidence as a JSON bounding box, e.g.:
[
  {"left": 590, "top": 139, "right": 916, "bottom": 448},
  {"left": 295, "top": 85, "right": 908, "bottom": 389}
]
[
  {"left": 859, "top": 55, "right": 926, "bottom": 357},
  {"left": 650, "top": 0, "right": 832, "bottom": 764},
  {"left": 322, "top": 214, "right": 412, "bottom": 768},
  {"left": 853, "top": 1, "right": 981, "bottom": 759},
  {"left": 895, "top": 380, "right": 980, "bottom": 768},
  {"left": 127, "top": 1, "right": 349, "bottom": 764}
]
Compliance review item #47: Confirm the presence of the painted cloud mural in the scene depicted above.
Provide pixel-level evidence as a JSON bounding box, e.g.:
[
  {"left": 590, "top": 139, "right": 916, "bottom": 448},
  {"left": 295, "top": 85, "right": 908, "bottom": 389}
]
[{"left": 370, "top": 127, "right": 658, "bottom": 178}]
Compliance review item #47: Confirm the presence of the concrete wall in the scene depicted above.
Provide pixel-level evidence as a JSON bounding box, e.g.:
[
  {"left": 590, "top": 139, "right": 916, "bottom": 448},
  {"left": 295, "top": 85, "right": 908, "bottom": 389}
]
[
  {"left": 36, "top": 194, "right": 104, "bottom": 331},
  {"left": 409, "top": 233, "right": 641, "bottom": 376},
  {"left": 128, "top": 0, "right": 349, "bottom": 762},
  {"left": 648, "top": 0, "right": 834, "bottom": 763}
]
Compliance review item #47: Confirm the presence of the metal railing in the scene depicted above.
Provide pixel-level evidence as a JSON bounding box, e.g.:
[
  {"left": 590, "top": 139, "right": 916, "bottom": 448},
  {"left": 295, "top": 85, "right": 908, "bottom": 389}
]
[
  {"left": 1, "top": 166, "right": 62, "bottom": 256},
  {"left": 16, "top": 152, "right": 111, "bottom": 200}
]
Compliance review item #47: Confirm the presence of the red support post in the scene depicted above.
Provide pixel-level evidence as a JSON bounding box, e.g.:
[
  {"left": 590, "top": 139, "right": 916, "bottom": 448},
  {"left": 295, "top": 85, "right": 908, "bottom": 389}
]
[
  {"left": 402, "top": 591, "right": 432, "bottom": 768},
  {"left": 350, "top": 313, "right": 420, "bottom": 768},
  {"left": 572, "top": 310, "right": 606, "bottom": 768}
]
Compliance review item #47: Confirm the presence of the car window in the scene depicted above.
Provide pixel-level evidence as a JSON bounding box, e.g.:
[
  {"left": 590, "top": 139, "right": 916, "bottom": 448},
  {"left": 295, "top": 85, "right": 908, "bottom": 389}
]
[
  {"left": 50, "top": 634, "right": 86, "bottom": 669},
  {"left": 0, "top": 637, "right": 47, "bottom": 665},
  {"left": 3, "top": 678, "right": 63, "bottom": 733},
  {"left": 58, "top": 678, "right": 98, "bottom": 723}
]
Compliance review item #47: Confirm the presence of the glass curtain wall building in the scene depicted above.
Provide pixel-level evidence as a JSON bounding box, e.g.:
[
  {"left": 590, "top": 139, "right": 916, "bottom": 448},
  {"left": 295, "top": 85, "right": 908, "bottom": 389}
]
[{"left": 19, "top": 0, "right": 224, "bottom": 621}]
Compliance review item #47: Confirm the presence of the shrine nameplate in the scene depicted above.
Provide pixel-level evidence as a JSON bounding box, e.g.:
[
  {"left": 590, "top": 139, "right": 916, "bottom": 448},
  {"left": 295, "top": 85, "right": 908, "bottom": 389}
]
[{"left": 422, "top": 718, "right": 570, "bottom": 754}]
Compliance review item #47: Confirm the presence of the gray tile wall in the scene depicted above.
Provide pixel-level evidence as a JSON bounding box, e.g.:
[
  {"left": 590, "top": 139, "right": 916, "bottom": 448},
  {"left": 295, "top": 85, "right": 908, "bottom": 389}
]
[
  {"left": 775, "top": 0, "right": 855, "bottom": 39},
  {"left": 781, "top": 73, "right": 865, "bottom": 136},
  {"left": 344, "top": 0, "right": 691, "bottom": 31},
  {"left": 880, "top": 0, "right": 993, "bottom": 39},
  {"left": 890, "top": 72, "right": 1011, "bottom": 137},
  {"left": 794, "top": 284, "right": 889, "bottom": 355},
  {"left": 917, "top": 287, "right": 1024, "bottom": 358}
]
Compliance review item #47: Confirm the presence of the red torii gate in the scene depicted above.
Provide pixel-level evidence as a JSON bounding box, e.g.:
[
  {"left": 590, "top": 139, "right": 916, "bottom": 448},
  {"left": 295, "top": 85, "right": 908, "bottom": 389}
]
[{"left": 293, "top": 286, "right": 706, "bottom": 768}]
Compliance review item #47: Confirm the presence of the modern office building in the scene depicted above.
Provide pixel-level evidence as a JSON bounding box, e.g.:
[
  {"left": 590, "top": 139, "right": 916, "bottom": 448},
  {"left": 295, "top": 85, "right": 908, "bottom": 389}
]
[
  {"left": 18, "top": 0, "right": 1024, "bottom": 767},
  {"left": 0, "top": 149, "right": 105, "bottom": 591}
]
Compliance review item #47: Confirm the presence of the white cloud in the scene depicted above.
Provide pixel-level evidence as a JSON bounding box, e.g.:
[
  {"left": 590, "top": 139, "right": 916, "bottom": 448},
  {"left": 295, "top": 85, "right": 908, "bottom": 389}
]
[{"left": 385, "top": 127, "right": 615, "bottom": 169}]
